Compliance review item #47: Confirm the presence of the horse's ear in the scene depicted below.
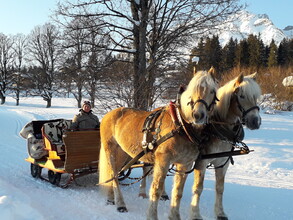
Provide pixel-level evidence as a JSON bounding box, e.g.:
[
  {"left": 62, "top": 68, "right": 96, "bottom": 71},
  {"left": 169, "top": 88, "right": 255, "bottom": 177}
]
[
  {"left": 235, "top": 74, "right": 244, "bottom": 87},
  {"left": 248, "top": 72, "right": 257, "bottom": 81},
  {"left": 208, "top": 66, "right": 217, "bottom": 80},
  {"left": 234, "top": 87, "right": 240, "bottom": 94}
]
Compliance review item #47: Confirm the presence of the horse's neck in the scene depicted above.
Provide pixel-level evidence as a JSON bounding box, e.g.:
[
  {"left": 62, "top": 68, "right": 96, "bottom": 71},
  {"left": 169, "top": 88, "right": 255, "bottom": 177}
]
[
  {"left": 213, "top": 103, "right": 241, "bottom": 128},
  {"left": 178, "top": 91, "right": 190, "bottom": 122}
]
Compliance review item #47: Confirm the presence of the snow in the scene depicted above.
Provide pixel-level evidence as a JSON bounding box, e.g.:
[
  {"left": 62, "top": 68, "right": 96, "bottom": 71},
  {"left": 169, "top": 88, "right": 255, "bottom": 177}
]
[
  {"left": 282, "top": 76, "right": 293, "bottom": 87},
  {"left": 217, "top": 10, "right": 288, "bottom": 46},
  {"left": 0, "top": 96, "right": 292, "bottom": 220}
]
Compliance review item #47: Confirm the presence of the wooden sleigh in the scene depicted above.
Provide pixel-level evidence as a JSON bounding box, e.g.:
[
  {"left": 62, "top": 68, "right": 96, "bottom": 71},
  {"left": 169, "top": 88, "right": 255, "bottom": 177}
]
[{"left": 24, "top": 119, "right": 100, "bottom": 188}]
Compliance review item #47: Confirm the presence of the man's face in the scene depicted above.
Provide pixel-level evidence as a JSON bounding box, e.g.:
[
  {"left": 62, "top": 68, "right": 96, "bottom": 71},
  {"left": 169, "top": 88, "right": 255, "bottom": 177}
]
[{"left": 83, "top": 104, "right": 91, "bottom": 113}]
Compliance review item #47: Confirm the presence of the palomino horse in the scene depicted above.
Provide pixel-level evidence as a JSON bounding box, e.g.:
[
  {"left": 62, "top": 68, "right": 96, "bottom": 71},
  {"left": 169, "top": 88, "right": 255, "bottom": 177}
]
[
  {"left": 190, "top": 73, "right": 261, "bottom": 220},
  {"left": 98, "top": 68, "right": 218, "bottom": 220}
]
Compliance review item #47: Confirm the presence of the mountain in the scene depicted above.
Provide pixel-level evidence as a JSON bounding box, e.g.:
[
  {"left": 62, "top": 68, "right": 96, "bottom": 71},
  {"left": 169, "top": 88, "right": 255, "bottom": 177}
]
[
  {"left": 216, "top": 10, "right": 290, "bottom": 46},
  {"left": 283, "top": 26, "right": 293, "bottom": 38}
]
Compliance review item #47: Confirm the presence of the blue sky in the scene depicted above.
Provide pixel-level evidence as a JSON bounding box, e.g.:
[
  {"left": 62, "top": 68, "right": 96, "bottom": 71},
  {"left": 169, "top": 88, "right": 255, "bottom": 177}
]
[{"left": 0, "top": 0, "right": 292, "bottom": 35}]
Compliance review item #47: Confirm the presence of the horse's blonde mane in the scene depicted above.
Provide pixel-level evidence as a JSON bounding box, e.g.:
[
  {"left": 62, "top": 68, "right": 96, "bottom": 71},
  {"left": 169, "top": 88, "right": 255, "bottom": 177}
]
[
  {"left": 180, "top": 70, "right": 218, "bottom": 116},
  {"left": 214, "top": 75, "right": 261, "bottom": 120}
]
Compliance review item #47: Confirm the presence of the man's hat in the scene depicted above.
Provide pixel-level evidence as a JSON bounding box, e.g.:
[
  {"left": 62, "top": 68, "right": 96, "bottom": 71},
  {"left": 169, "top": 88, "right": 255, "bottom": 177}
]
[{"left": 83, "top": 101, "right": 91, "bottom": 108}]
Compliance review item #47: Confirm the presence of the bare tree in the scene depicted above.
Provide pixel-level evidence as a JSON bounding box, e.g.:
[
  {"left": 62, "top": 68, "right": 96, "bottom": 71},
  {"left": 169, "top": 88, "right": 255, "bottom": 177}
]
[
  {"left": 11, "top": 34, "right": 28, "bottom": 105},
  {"left": 27, "top": 23, "right": 62, "bottom": 107},
  {"left": 83, "top": 19, "right": 112, "bottom": 108},
  {"left": 61, "top": 17, "right": 93, "bottom": 108},
  {"left": 56, "top": 0, "right": 243, "bottom": 110},
  {"left": 0, "top": 33, "right": 14, "bottom": 104}
]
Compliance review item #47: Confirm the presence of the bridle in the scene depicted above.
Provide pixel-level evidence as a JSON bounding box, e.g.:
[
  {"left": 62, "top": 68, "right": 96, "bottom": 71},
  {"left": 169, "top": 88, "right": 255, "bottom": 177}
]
[
  {"left": 187, "top": 92, "right": 219, "bottom": 112},
  {"left": 235, "top": 94, "right": 260, "bottom": 121}
]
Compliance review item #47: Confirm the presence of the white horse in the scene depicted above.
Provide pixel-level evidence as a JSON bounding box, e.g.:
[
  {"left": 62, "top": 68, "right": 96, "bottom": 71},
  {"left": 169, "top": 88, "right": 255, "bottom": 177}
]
[
  {"left": 98, "top": 68, "right": 218, "bottom": 220},
  {"left": 190, "top": 73, "right": 261, "bottom": 220}
]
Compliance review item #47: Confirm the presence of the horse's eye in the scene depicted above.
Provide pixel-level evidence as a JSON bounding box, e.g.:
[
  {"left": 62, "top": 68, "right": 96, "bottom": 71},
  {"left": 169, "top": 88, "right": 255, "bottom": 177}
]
[{"left": 240, "top": 95, "right": 245, "bottom": 99}]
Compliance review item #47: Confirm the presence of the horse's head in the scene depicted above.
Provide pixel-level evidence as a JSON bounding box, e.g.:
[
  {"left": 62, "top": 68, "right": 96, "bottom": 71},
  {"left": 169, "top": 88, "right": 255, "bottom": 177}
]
[
  {"left": 216, "top": 73, "right": 261, "bottom": 130},
  {"left": 180, "top": 67, "right": 218, "bottom": 126}
]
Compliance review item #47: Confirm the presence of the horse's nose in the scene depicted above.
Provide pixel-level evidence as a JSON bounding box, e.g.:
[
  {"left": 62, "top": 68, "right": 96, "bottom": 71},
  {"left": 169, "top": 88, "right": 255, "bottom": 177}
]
[
  {"left": 248, "top": 117, "right": 261, "bottom": 130},
  {"left": 193, "top": 111, "right": 205, "bottom": 121}
]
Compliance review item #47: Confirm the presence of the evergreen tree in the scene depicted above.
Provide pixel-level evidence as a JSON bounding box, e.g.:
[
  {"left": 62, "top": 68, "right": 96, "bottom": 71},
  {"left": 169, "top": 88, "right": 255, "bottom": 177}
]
[
  {"left": 247, "top": 34, "right": 262, "bottom": 68},
  {"left": 277, "top": 39, "right": 288, "bottom": 66},
  {"left": 267, "top": 39, "right": 278, "bottom": 67},
  {"left": 288, "top": 39, "right": 293, "bottom": 65},
  {"left": 258, "top": 38, "right": 267, "bottom": 67},
  {"left": 196, "top": 37, "right": 207, "bottom": 70},
  {"left": 222, "top": 37, "right": 237, "bottom": 71},
  {"left": 235, "top": 39, "right": 249, "bottom": 67},
  {"left": 205, "top": 35, "right": 222, "bottom": 71}
]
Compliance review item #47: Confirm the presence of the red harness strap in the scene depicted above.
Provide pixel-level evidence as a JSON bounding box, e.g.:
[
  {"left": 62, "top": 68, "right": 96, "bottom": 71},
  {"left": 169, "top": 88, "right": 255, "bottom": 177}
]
[{"left": 169, "top": 101, "right": 203, "bottom": 145}]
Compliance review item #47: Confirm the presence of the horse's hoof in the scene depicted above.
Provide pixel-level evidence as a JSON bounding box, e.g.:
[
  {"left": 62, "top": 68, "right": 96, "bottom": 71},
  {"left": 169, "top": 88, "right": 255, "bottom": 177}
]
[
  {"left": 106, "top": 200, "right": 115, "bottom": 205},
  {"left": 160, "top": 195, "right": 170, "bottom": 201},
  {"left": 217, "top": 216, "right": 228, "bottom": 220},
  {"left": 117, "top": 207, "right": 128, "bottom": 212}
]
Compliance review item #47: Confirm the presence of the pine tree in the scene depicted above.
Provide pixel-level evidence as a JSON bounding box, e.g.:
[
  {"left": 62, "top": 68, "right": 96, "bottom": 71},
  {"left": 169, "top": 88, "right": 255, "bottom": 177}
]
[
  {"left": 204, "top": 35, "right": 222, "bottom": 71},
  {"left": 277, "top": 39, "right": 288, "bottom": 66},
  {"left": 288, "top": 39, "right": 293, "bottom": 65},
  {"left": 267, "top": 39, "right": 278, "bottom": 67},
  {"left": 222, "top": 37, "right": 237, "bottom": 71},
  {"left": 258, "top": 38, "right": 267, "bottom": 67},
  {"left": 196, "top": 37, "right": 207, "bottom": 70},
  {"left": 235, "top": 39, "right": 249, "bottom": 67},
  {"left": 247, "top": 34, "right": 261, "bottom": 68}
]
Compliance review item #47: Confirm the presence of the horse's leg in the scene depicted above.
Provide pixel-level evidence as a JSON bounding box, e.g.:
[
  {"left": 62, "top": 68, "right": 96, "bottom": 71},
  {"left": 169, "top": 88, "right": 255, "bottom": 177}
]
[
  {"left": 168, "top": 163, "right": 191, "bottom": 220},
  {"left": 112, "top": 146, "right": 130, "bottom": 212},
  {"left": 139, "top": 166, "right": 148, "bottom": 198},
  {"left": 139, "top": 166, "right": 169, "bottom": 200},
  {"left": 190, "top": 164, "right": 207, "bottom": 220},
  {"left": 161, "top": 182, "right": 169, "bottom": 201},
  {"left": 214, "top": 162, "right": 229, "bottom": 220},
  {"left": 147, "top": 156, "right": 170, "bottom": 220},
  {"left": 106, "top": 187, "right": 115, "bottom": 205},
  {"left": 99, "top": 140, "right": 127, "bottom": 212}
]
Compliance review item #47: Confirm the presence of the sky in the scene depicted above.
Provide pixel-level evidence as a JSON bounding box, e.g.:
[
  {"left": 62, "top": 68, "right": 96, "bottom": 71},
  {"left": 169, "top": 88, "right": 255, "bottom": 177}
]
[{"left": 0, "top": 0, "right": 292, "bottom": 36}]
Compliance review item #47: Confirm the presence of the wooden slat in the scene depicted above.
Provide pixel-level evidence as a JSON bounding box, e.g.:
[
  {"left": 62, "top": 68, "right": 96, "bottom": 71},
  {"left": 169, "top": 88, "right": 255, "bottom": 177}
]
[{"left": 63, "top": 130, "right": 100, "bottom": 173}]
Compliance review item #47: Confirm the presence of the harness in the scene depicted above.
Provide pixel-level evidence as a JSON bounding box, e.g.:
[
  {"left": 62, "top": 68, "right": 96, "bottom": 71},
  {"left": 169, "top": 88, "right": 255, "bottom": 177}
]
[
  {"left": 204, "top": 92, "right": 260, "bottom": 169},
  {"left": 118, "top": 105, "right": 182, "bottom": 177},
  {"left": 235, "top": 94, "right": 260, "bottom": 122},
  {"left": 187, "top": 92, "right": 219, "bottom": 112},
  {"left": 203, "top": 121, "right": 245, "bottom": 169}
]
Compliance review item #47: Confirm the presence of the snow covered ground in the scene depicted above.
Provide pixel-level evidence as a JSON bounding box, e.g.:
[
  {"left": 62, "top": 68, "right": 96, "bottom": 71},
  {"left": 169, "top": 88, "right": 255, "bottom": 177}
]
[{"left": 0, "top": 96, "right": 292, "bottom": 220}]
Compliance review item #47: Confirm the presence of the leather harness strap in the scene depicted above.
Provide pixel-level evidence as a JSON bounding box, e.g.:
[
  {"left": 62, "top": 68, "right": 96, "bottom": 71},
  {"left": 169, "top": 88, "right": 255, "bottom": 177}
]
[{"left": 119, "top": 107, "right": 181, "bottom": 176}]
